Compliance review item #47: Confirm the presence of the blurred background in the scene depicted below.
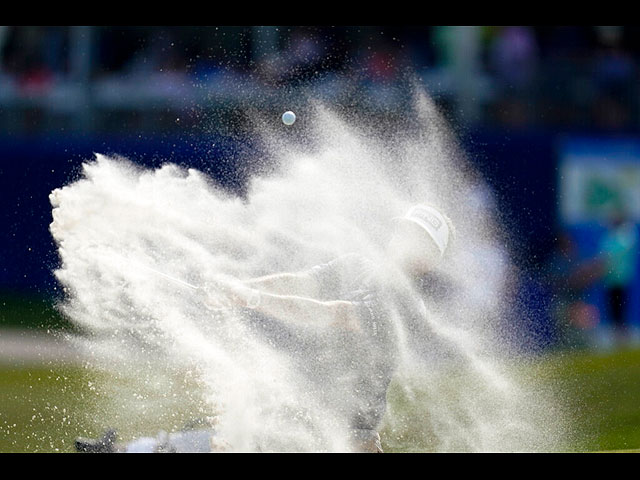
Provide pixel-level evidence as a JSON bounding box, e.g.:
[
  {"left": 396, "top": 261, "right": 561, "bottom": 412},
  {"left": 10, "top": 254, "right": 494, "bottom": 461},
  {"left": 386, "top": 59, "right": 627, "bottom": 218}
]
[
  {"left": 1, "top": 26, "right": 640, "bottom": 451},
  {"left": 2, "top": 25, "right": 639, "bottom": 350}
]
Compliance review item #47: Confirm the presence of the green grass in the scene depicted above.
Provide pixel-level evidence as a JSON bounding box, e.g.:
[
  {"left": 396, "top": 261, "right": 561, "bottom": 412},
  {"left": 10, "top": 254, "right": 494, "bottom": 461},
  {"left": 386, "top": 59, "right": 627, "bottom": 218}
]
[
  {"left": 2, "top": 347, "right": 640, "bottom": 452},
  {"left": 380, "top": 346, "right": 640, "bottom": 452},
  {"left": 0, "top": 362, "right": 216, "bottom": 452},
  {"left": 2, "top": 292, "right": 640, "bottom": 452},
  {"left": 0, "top": 293, "right": 73, "bottom": 331},
  {"left": 0, "top": 365, "right": 97, "bottom": 452},
  {"left": 535, "top": 346, "right": 640, "bottom": 452}
]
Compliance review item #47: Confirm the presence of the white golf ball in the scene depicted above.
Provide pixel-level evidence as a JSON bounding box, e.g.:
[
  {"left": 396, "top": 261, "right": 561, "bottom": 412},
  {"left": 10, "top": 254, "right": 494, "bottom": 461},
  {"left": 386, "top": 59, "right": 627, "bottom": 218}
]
[{"left": 282, "top": 111, "right": 296, "bottom": 126}]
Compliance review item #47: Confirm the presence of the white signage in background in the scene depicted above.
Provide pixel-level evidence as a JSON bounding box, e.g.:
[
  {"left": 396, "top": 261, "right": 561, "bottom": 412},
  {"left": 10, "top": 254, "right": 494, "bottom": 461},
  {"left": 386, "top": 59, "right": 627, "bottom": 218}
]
[{"left": 558, "top": 139, "right": 640, "bottom": 225}]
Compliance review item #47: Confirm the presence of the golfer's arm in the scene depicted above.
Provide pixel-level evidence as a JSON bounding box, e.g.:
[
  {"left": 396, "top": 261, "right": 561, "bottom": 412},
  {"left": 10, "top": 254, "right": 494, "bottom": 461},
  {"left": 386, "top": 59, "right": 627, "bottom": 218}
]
[
  {"left": 251, "top": 292, "right": 360, "bottom": 331},
  {"left": 243, "top": 272, "right": 321, "bottom": 298}
]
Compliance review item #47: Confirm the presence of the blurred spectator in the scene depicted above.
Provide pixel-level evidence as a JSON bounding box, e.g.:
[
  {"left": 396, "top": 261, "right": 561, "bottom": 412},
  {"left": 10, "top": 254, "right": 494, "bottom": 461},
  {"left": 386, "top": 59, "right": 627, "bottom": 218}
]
[
  {"left": 544, "top": 232, "right": 605, "bottom": 348},
  {"left": 590, "top": 28, "right": 636, "bottom": 130},
  {"left": 0, "top": 26, "right": 68, "bottom": 94},
  {"left": 1, "top": 26, "right": 640, "bottom": 133},
  {"left": 598, "top": 210, "right": 639, "bottom": 344},
  {"left": 593, "top": 28, "right": 634, "bottom": 96},
  {"left": 486, "top": 27, "right": 539, "bottom": 129},
  {"left": 489, "top": 26, "right": 539, "bottom": 91},
  {"left": 256, "top": 27, "right": 337, "bottom": 87}
]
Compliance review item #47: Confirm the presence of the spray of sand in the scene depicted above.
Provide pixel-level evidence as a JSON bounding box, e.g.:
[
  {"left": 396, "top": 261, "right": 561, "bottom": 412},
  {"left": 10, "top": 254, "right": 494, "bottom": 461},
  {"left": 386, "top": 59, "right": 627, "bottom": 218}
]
[{"left": 49, "top": 89, "right": 566, "bottom": 452}]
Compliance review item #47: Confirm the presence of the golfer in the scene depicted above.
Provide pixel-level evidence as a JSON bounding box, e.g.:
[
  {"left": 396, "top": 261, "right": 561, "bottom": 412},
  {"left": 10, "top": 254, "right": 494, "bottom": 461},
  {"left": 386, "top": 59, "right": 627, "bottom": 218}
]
[{"left": 212, "top": 204, "right": 455, "bottom": 452}]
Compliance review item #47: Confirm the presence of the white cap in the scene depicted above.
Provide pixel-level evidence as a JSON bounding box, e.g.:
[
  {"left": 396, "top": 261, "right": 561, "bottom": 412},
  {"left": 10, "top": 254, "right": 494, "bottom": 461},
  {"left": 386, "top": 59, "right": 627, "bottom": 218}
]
[{"left": 399, "top": 204, "right": 451, "bottom": 257}]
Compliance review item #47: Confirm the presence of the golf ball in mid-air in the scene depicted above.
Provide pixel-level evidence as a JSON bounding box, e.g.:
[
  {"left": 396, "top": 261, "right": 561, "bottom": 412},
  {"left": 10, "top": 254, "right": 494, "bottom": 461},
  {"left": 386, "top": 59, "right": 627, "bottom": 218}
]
[{"left": 282, "top": 111, "right": 296, "bottom": 125}]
